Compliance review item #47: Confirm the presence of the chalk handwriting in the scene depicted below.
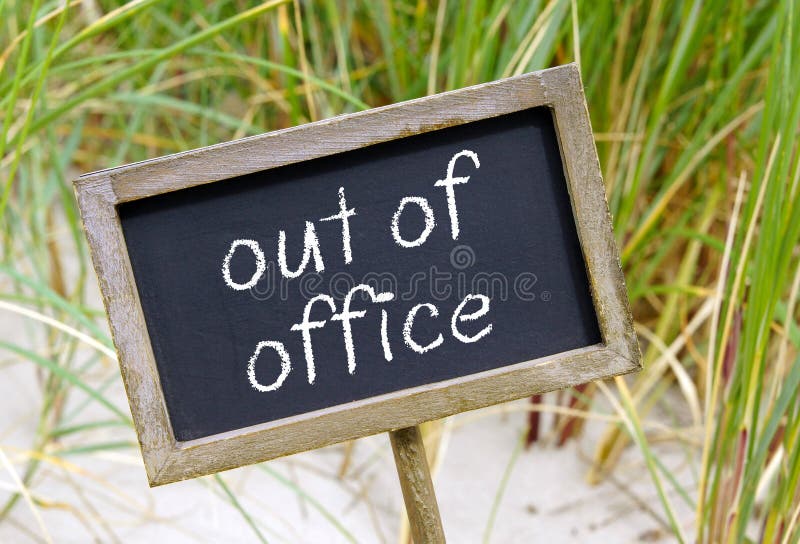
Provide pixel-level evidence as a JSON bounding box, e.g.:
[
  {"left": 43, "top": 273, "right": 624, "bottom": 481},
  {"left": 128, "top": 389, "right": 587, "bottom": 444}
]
[{"left": 223, "top": 150, "right": 494, "bottom": 392}]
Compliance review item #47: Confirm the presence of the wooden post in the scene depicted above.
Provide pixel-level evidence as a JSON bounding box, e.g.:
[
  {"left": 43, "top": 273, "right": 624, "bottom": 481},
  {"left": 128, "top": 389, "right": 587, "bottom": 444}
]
[{"left": 389, "top": 426, "right": 446, "bottom": 543}]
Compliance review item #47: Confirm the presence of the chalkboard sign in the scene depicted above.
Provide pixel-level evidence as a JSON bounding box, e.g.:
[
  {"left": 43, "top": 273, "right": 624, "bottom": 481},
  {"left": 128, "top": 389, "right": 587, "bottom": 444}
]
[{"left": 75, "top": 64, "right": 640, "bottom": 486}]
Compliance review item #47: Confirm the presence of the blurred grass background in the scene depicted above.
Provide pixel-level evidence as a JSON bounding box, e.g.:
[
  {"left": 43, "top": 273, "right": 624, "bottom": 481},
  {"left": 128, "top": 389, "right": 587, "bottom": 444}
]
[{"left": 1, "top": 0, "right": 799, "bottom": 542}]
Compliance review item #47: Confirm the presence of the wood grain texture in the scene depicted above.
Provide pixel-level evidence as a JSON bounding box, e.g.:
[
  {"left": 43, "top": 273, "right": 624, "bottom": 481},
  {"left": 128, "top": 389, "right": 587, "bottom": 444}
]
[
  {"left": 74, "top": 184, "right": 175, "bottom": 475},
  {"left": 390, "top": 426, "right": 446, "bottom": 544},
  {"left": 73, "top": 63, "right": 642, "bottom": 487}
]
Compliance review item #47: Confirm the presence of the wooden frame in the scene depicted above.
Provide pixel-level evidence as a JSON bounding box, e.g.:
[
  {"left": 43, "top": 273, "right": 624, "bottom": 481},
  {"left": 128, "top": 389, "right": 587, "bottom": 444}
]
[{"left": 74, "top": 63, "right": 640, "bottom": 487}]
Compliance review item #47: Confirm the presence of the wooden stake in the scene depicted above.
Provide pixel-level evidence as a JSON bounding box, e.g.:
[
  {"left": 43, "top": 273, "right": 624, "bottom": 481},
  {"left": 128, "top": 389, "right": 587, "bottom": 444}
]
[{"left": 389, "top": 426, "right": 446, "bottom": 543}]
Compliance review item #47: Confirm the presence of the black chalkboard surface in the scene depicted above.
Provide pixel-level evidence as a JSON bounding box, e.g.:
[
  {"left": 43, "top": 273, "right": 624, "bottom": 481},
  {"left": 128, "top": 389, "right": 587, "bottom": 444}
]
[{"left": 119, "top": 106, "right": 601, "bottom": 442}]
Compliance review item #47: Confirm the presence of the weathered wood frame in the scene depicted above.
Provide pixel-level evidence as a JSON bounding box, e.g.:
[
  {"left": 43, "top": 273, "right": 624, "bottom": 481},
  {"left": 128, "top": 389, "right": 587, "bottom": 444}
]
[{"left": 74, "top": 63, "right": 640, "bottom": 487}]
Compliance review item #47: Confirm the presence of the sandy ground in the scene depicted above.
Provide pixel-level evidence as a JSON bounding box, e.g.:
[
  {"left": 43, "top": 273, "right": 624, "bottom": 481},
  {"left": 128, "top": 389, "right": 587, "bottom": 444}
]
[{"left": 0, "top": 350, "right": 691, "bottom": 543}]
